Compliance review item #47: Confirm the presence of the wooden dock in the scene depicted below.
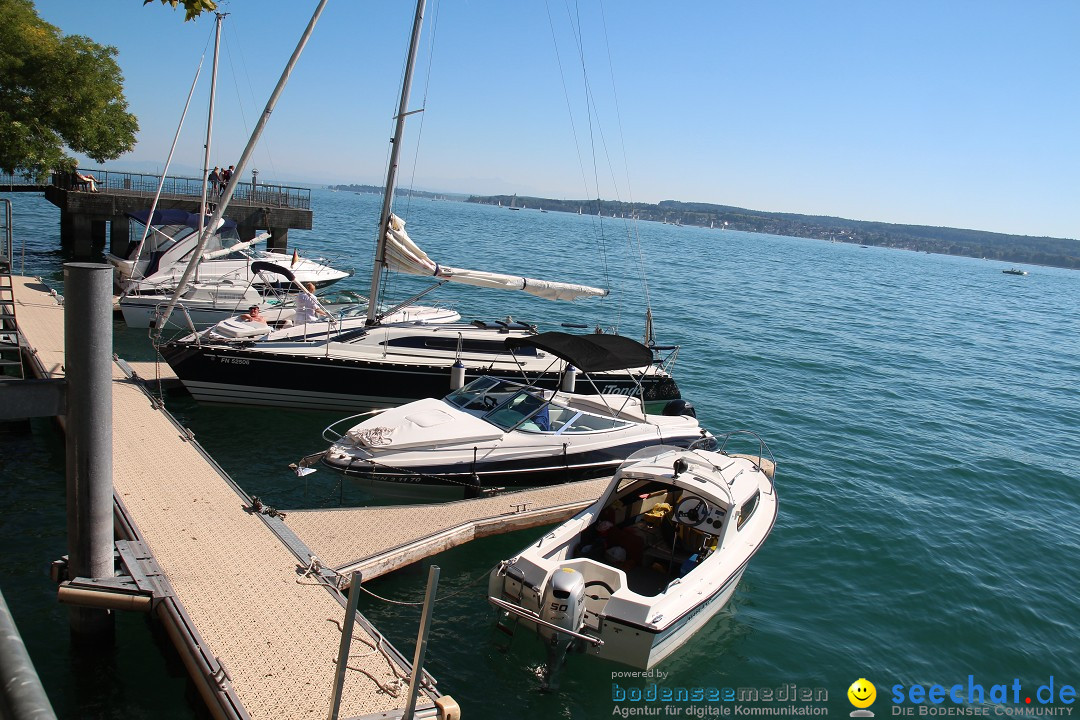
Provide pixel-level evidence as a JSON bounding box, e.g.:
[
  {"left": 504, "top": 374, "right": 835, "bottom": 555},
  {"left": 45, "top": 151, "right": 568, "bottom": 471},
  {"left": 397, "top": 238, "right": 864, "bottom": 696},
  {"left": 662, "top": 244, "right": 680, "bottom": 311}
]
[{"left": 10, "top": 274, "right": 601, "bottom": 719}]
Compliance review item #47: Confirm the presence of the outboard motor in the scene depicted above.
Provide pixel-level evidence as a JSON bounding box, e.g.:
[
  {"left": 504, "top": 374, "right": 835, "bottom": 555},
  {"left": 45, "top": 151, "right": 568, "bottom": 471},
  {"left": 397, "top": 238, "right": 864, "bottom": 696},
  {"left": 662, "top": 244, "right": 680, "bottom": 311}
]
[
  {"left": 662, "top": 398, "right": 697, "bottom": 418},
  {"left": 538, "top": 566, "right": 586, "bottom": 690}
]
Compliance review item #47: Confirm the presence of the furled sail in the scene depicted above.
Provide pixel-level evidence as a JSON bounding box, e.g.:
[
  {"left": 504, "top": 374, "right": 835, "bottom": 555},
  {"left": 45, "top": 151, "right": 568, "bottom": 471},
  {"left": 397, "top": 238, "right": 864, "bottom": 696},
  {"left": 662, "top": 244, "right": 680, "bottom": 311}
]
[{"left": 383, "top": 214, "right": 608, "bottom": 301}]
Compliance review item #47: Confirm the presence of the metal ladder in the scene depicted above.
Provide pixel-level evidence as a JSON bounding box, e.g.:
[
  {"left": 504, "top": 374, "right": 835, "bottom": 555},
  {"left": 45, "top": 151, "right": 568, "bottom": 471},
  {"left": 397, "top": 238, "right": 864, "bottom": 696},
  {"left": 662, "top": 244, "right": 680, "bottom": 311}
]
[
  {"left": 491, "top": 565, "right": 528, "bottom": 649},
  {"left": 0, "top": 199, "right": 25, "bottom": 380}
]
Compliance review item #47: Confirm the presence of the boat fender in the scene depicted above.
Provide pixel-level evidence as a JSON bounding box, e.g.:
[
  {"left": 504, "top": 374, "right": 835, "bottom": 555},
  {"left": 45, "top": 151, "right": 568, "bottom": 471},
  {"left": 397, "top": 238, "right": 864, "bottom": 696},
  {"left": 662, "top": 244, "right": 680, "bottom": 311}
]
[
  {"left": 662, "top": 399, "right": 696, "bottom": 418},
  {"left": 464, "top": 473, "right": 482, "bottom": 500},
  {"left": 561, "top": 365, "right": 578, "bottom": 392},
  {"left": 450, "top": 360, "right": 466, "bottom": 390}
]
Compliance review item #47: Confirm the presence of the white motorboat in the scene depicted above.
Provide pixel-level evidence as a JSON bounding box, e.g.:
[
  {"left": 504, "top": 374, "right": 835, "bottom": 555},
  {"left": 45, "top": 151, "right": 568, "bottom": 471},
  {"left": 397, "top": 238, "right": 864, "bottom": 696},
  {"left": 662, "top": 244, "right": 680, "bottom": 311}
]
[
  {"left": 488, "top": 437, "right": 777, "bottom": 687},
  {"left": 106, "top": 209, "right": 350, "bottom": 294},
  {"left": 119, "top": 260, "right": 458, "bottom": 330},
  {"left": 314, "top": 332, "right": 706, "bottom": 499}
]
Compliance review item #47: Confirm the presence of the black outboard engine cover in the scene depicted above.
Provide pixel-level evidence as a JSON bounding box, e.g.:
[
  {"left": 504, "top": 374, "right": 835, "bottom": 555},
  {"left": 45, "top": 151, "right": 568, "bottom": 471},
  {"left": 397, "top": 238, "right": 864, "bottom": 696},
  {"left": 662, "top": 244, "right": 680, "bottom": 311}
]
[{"left": 662, "top": 399, "right": 697, "bottom": 418}]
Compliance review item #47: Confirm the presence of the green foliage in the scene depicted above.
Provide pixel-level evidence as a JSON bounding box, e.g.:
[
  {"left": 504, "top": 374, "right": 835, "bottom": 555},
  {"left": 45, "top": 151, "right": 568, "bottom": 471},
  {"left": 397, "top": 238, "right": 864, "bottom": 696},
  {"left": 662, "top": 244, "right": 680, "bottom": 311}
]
[
  {"left": 145, "top": 0, "right": 218, "bottom": 22},
  {"left": 0, "top": 0, "right": 138, "bottom": 181}
]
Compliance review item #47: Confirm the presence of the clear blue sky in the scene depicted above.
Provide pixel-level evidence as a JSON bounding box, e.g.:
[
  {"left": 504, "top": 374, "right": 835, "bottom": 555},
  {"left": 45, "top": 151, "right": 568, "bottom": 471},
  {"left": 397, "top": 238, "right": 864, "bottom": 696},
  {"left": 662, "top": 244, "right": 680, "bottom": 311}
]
[{"left": 36, "top": 1, "right": 1080, "bottom": 239}]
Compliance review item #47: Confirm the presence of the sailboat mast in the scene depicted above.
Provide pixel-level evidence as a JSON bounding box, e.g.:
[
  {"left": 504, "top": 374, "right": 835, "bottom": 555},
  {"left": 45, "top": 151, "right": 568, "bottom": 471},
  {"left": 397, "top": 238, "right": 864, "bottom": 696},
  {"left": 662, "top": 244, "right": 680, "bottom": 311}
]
[
  {"left": 156, "top": 0, "right": 330, "bottom": 332},
  {"left": 367, "top": 0, "right": 428, "bottom": 325},
  {"left": 197, "top": 13, "right": 225, "bottom": 254}
]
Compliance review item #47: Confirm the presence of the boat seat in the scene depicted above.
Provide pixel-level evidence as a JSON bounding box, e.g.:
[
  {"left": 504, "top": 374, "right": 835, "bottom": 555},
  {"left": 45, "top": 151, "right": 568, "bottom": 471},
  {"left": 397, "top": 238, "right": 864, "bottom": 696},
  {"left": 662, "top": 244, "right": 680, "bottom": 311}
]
[{"left": 604, "top": 525, "right": 645, "bottom": 570}]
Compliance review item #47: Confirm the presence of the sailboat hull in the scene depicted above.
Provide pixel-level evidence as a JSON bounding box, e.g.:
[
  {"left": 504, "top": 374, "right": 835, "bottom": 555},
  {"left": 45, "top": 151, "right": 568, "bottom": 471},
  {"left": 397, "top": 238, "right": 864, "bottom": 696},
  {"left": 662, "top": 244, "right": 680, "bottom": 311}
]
[{"left": 158, "top": 341, "right": 682, "bottom": 412}]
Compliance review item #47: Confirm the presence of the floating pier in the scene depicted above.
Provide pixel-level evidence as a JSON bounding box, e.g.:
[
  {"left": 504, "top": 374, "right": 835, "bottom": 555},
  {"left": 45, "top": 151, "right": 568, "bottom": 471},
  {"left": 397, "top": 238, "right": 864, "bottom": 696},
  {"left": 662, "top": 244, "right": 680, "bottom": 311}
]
[{"left": 8, "top": 274, "right": 603, "bottom": 719}]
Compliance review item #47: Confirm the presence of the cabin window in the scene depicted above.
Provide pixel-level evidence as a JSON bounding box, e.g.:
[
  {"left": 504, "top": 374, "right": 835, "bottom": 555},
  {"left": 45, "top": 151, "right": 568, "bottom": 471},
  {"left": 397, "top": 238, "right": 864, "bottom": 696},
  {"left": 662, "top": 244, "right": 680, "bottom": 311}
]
[
  {"left": 737, "top": 491, "right": 760, "bottom": 531},
  {"left": 382, "top": 337, "right": 537, "bottom": 355}
]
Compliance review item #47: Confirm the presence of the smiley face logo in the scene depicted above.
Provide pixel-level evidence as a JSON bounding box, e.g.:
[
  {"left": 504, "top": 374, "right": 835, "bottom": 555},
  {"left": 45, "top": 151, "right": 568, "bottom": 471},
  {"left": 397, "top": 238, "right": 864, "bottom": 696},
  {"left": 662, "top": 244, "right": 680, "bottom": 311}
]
[{"left": 848, "top": 678, "right": 877, "bottom": 709}]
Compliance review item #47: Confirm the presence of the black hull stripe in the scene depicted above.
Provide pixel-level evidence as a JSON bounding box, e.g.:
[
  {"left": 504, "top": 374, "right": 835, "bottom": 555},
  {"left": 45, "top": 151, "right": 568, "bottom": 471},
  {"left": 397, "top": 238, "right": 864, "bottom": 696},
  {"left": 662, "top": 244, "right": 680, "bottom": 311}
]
[{"left": 160, "top": 343, "right": 681, "bottom": 409}]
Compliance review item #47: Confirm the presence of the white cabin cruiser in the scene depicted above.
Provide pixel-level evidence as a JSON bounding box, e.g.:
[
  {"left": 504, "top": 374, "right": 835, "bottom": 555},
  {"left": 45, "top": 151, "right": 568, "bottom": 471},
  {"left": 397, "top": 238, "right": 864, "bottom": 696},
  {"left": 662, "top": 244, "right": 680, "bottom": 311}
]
[
  {"left": 106, "top": 209, "right": 349, "bottom": 293},
  {"left": 315, "top": 333, "right": 706, "bottom": 498},
  {"left": 488, "top": 437, "right": 777, "bottom": 687},
  {"left": 120, "top": 261, "right": 458, "bottom": 330}
]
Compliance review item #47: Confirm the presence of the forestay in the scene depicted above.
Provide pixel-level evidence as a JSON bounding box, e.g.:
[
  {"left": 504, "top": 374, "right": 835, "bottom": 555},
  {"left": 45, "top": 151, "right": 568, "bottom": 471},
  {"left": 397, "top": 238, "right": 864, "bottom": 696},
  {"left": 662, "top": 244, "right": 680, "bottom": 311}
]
[{"left": 383, "top": 214, "right": 609, "bottom": 302}]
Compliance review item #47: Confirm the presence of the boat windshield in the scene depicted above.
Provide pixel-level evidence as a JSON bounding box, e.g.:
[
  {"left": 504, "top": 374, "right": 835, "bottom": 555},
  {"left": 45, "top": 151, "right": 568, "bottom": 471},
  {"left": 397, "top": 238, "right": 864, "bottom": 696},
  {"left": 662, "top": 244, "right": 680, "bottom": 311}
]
[
  {"left": 445, "top": 376, "right": 522, "bottom": 411},
  {"left": 483, "top": 389, "right": 549, "bottom": 431}
]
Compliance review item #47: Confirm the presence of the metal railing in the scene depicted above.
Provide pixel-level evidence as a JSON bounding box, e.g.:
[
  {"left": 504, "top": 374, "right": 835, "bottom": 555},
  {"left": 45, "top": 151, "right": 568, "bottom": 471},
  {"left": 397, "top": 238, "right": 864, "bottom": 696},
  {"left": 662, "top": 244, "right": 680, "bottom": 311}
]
[
  {"left": 0, "top": 173, "right": 47, "bottom": 190},
  {"left": 51, "top": 168, "right": 310, "bottom": 210}
]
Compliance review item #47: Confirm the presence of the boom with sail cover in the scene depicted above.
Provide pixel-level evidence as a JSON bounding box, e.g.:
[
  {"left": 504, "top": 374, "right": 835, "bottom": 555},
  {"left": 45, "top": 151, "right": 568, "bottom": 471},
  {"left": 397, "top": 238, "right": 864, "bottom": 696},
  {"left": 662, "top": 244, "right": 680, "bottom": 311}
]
[{"left": 383, "top": 214, "right": 608, "bottom": 302}]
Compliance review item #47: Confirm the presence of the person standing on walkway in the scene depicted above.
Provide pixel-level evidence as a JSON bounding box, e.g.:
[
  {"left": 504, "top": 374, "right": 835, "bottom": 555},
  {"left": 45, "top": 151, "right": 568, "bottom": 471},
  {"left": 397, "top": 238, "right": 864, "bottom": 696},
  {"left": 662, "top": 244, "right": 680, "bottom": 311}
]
[
  {"left": 208, "top": 167, "right": 221, "bottom": 195},
  {"left": 220, "top": 165, "right": 234, "bottom": 196}
]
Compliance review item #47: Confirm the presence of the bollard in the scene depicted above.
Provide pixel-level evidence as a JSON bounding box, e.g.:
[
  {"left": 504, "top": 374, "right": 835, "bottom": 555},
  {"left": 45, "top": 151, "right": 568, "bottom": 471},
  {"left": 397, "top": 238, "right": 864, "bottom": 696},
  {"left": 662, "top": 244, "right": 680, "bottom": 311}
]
[{"left": 63, "top": 263, "right": 115, "bottom": 638}]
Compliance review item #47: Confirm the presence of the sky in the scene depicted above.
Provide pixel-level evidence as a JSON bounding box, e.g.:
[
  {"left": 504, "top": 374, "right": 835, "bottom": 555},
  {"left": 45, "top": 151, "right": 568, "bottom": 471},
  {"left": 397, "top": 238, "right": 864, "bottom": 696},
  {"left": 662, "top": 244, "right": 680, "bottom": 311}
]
[{"left": 34, "top": 0, "right": 1080, "bottom": 240}]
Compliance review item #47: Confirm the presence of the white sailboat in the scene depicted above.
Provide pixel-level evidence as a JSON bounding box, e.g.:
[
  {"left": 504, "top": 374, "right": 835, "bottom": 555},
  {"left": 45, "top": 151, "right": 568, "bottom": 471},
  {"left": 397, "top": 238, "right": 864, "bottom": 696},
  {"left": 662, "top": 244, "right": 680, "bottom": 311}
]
[
  {"left": 157, "top": 1, "right": 682, "bottom": 412},
  {"left": 110, "top": 12, "right": 347, "bottom": 324}
]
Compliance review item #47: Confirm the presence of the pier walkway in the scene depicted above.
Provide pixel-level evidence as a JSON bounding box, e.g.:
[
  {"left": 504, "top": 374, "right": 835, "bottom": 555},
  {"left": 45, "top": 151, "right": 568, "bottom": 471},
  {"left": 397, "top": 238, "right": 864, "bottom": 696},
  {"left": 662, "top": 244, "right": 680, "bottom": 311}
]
[{"left": 10, "top": 274, "right": 602, "bottom": 719}]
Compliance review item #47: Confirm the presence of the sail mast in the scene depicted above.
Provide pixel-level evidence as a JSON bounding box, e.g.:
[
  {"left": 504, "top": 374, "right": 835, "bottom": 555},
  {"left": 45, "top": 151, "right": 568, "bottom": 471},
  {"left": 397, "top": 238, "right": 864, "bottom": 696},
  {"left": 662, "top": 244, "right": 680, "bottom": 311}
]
[
  {"left": 156, "top": 0, "right": 330, "bottom": 331},
  {"left": 195, "top": 12, "right": 225, "bottom": 281},
  {"left": 367, "top": 0, "right": 428, "bottom": 325}
]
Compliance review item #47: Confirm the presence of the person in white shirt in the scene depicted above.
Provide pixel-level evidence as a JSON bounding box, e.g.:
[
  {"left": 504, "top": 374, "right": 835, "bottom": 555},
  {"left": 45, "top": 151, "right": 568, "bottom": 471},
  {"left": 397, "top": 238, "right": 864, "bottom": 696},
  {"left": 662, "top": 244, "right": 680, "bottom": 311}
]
[{"left": 294, "top": 282, "right": 328, "bottom": 324}]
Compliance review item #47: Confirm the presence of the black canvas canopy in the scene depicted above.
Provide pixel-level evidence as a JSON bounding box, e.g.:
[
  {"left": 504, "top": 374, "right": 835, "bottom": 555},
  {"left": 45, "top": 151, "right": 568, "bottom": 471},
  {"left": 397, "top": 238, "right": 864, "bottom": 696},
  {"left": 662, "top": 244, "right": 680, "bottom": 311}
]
[
  {"left": 504, "top": 332, "right": 654, "bottom": 373},
  {"left": 250, "top": 261, "right": 296, "bottom": 282}
]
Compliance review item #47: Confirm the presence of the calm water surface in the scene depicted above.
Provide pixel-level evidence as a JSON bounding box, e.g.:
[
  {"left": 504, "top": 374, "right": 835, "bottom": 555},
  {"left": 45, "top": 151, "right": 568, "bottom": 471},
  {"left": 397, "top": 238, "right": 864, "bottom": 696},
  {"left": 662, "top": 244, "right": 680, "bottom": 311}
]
[{"left": 2, "top": 188, "right": 1078, "bottom": 718}]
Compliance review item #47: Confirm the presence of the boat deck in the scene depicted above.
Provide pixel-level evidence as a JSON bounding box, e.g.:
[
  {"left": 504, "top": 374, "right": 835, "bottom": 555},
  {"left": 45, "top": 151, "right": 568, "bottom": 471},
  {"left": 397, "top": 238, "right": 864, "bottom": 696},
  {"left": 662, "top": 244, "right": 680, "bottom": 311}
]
[{"left": 10, "top": 274, "right": 602, "bottom": 719}]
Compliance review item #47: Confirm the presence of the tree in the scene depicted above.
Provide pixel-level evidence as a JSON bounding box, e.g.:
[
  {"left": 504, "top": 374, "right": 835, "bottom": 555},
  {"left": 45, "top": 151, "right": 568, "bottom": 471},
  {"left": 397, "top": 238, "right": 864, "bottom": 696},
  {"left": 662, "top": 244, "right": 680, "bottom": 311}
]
[
  {"left": 0, "top": 0, "right": 138, "bottom": 180},
  {"left": 146, "top": 0, "right": 218, "bottom": 22}
]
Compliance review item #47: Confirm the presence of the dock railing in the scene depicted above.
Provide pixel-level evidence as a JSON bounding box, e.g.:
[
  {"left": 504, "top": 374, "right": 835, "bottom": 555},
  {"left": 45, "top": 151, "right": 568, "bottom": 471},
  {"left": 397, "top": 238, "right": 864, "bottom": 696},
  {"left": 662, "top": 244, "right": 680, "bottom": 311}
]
[{"left": 50, "top": 168, "right": 311, "bottom": 210}]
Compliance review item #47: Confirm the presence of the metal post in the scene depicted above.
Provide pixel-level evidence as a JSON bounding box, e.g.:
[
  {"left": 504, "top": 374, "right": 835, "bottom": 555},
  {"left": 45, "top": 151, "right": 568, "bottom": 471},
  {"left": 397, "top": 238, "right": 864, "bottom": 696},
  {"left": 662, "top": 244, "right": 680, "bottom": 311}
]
[
  {"left": 328, "top": 570, "right": 361, "bottom": 720},
  {"left": 403, "top": 564, "right": 440, "bottom": 719},
  {"left": 0, "top": 587, "right": 58, "bottom": 719},
  {"left": 64, "top": 263, "right": 114, "bottom": 637}
]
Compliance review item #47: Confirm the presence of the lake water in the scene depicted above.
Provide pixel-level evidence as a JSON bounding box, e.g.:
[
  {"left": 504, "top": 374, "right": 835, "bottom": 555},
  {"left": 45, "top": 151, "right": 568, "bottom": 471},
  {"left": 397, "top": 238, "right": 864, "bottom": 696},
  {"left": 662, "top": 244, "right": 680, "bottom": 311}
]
[{"left": 2, "top": 188, "right": 1078, "bottom": 719}]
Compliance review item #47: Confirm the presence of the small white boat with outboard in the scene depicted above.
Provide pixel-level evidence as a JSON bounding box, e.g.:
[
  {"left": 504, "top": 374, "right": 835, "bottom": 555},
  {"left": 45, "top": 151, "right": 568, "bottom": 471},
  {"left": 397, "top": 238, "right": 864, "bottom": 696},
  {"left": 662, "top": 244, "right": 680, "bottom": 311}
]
[
  {"left": 487, "top": 436, "right": 777, "bottom": 687},
  {"left": 314, "top": 332, "right": 707, "bottom": 498}
]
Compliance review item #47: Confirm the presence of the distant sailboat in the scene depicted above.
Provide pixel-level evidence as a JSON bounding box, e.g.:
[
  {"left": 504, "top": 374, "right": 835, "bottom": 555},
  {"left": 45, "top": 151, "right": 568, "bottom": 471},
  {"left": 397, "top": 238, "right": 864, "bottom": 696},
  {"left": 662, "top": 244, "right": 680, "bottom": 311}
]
[{"left": 509, "top": 194, "right": 521, "bottom": 210}]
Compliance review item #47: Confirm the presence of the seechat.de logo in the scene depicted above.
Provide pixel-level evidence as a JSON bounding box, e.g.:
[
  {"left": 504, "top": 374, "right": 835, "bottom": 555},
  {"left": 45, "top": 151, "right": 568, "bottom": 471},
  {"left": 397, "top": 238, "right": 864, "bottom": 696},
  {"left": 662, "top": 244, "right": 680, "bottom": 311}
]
[{"left": 849, "top": 678, "right": 877, "bottom": 717}]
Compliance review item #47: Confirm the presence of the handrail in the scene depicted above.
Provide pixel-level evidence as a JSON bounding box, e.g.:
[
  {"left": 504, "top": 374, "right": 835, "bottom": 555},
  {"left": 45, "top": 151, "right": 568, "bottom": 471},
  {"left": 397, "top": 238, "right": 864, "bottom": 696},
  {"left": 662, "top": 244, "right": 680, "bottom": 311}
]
[
  {"left": 693, "top": 429, "right": 777, "bottom": 483},
  {"left": 50, "top": 168, "right": 311, "bottom": 210}
]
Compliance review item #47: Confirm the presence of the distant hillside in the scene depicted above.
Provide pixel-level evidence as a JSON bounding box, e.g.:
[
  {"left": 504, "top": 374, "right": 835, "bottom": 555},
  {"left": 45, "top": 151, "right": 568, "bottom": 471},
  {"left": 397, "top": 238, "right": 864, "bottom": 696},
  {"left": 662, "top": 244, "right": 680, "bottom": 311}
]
[
  {"left": 330, "top": 184, "right": 466, "bottom": 201},
  {"left": 467, "top": 195, "right": 1080, "bottom": 270}
]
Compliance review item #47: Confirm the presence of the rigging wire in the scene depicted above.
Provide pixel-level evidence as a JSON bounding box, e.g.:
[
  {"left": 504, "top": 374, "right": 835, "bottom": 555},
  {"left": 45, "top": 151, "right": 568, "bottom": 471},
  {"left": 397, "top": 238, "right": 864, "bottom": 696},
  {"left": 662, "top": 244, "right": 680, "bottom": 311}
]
[
  {"left": 559, "top": 0, "right": 621, "bottom": 327},
  {"left": 596, "top": 0, "right": 653, "bottom": 321},
  {"left": 402, "top": 0, "right": 443, "bottom": 221},
  {"left": 222, "top": 13, "right": 278, "bottom": 181}
]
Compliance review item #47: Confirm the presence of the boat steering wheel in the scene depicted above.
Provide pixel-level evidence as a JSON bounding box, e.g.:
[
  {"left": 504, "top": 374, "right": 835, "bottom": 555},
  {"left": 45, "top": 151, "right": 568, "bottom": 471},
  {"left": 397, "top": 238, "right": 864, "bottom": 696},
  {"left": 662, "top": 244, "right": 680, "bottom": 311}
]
[
  {"left": 481, "top": 395, "right": 498, "bottom": 410},
  {"left": 674, "top": 495, "right": 711, "bottom": 527}
]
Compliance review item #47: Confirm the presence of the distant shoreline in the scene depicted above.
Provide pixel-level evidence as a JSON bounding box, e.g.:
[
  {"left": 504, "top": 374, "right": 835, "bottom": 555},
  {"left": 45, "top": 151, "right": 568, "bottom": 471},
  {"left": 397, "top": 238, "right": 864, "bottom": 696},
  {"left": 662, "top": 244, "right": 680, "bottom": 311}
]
[{"left": 328, "top": 184, "right": 1080, "bottom": 270}]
